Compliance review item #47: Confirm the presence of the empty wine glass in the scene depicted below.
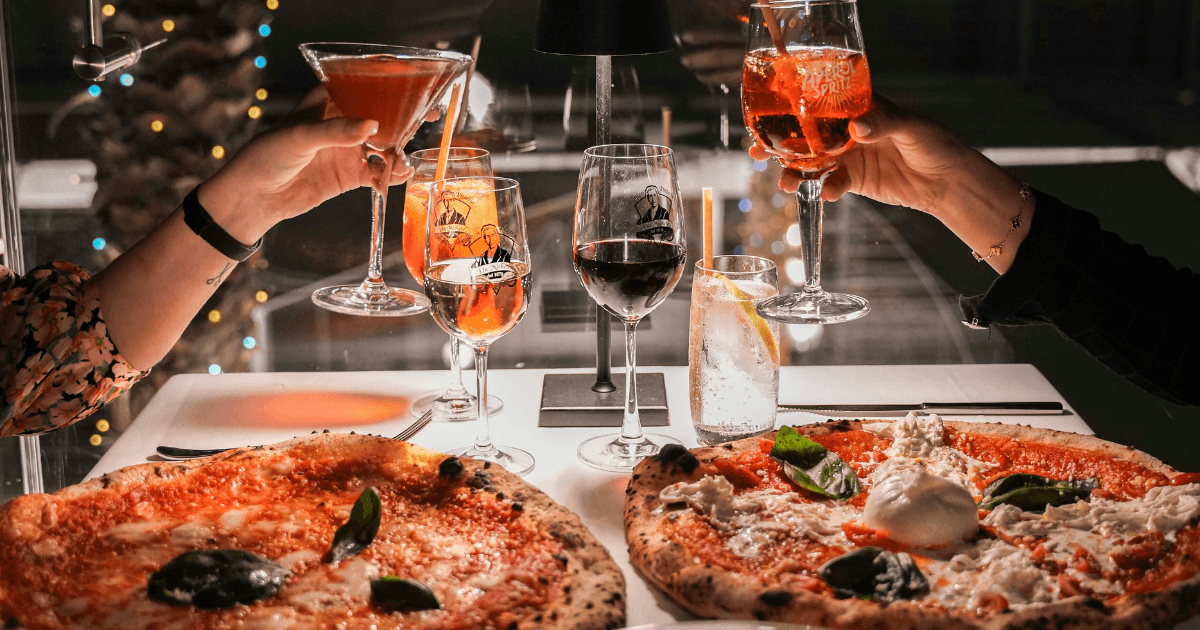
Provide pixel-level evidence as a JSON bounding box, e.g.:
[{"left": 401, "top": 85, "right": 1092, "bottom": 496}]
[{"left": 573, "top": 144, "right": 686, "bottom": 472}]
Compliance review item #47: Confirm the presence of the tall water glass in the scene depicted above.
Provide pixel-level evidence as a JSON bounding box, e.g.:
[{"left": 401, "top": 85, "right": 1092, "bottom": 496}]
[{"left": 689, "top": 255, "right": 779, "bottom": 445}]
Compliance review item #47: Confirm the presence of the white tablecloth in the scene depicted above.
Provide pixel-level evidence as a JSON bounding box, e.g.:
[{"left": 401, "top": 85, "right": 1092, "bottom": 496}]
[{"left": 87, "top": 365, "right": 1198, "bottom": 629}]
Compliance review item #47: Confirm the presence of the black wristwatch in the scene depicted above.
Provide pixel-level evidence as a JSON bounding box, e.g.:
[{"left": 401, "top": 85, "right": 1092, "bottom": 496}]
[{"left": 181, "top": 186, "right": 263, "bottom": 262}]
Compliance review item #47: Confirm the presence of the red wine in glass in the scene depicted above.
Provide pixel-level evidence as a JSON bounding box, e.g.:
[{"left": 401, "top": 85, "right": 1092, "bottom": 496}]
[{"left": 574, "top": 239, "right": 685, "bottom": 321}]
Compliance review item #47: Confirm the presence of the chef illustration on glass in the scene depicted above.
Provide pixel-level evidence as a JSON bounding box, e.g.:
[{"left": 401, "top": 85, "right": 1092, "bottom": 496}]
[
  {"left": 634, "top": 184, "right": 675, "bottom": 242},
  {"left": 433, "top": 189, "right": 473, "bottom": 257},
  {"left": 472, "top": 224, "right": 516, "bottom": 282}
]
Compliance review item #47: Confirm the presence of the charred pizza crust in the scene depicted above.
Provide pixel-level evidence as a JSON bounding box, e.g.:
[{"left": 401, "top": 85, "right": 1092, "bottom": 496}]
[
  {"left": 624, "top": 419, "right": 1200, "bottom": 630},
  {"left": 0, "top": 434, "right": 625, "bottom": 630}
]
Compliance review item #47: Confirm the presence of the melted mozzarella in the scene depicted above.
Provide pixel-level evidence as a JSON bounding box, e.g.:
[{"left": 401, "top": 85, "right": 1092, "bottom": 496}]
[
  {"left": 660, "top": 475, "right": 857, "bottom": 557},
  {"left": 864, "top": 468, "right": 978, "bottom": 546},
  {"left": 924, "top": 539, "right": 1057, "bottom": 611}
]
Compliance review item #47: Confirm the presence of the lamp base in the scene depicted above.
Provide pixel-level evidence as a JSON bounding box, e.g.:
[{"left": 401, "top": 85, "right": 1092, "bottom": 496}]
[{"left": 538, "top": 373, "right": 669, "bottom": 427}]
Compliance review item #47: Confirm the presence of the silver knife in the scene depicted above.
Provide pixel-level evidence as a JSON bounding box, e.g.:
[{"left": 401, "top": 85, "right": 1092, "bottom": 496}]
[{"left": 777, "top": 401, "right": 1066, "bottom": 415}]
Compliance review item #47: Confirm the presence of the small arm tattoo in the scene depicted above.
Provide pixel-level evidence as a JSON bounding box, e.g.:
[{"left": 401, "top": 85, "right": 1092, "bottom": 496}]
[{"left": 206, "top": 262, "right": 232, "bottom": 286}]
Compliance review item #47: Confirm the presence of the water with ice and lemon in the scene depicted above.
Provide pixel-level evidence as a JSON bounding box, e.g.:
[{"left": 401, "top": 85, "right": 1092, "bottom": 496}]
[{"left": 688, "top": 273, "right": 780, "bottom": 445}]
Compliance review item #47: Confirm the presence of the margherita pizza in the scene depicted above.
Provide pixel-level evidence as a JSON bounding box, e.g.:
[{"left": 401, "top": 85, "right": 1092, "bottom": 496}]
[
  {"left": 0, "top": 434, "right": 625, "bottom": 629},
  {"left": 625, "top": 414, "right": 1200, "bottom": 629}
]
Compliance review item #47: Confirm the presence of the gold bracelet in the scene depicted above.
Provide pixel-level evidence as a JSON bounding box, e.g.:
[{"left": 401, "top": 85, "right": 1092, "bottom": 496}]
[{"left": 972, "top": 184, "right": 1032, "bottom": 262}]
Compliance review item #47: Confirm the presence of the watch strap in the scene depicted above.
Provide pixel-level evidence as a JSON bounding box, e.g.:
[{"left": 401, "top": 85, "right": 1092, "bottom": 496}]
[{"left": 181, "top": 186, "right": 262, "bottom": 262}]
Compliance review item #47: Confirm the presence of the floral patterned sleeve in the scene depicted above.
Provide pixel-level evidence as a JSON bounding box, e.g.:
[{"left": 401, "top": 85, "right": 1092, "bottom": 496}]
[{"left": 1, "top": 261, "right": 148, "bottom": 437}]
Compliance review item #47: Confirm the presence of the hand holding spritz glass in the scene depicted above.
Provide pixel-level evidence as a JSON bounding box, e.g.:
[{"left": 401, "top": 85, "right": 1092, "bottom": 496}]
[
  {"left": 741, "top": 1, "right": 872, "bottom": 323},
  {"left": 425, "top": 176, "right": 534, "bottom": 476}
]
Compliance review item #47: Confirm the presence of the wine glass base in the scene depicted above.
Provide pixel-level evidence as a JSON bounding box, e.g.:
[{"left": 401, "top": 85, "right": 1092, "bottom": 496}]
[
  {"left": 755, "top": 290, "right": 870, "bottom": 324},
  {"left": 311, "top": 285, "right": 430, "bottom": 317},
  {"left": 410, "top": 392, "right": 504, "bottom": 421},
  {"left": 447, "top": 445, "right": 534, "bottom": 477},
  {"left": 577, "top": 433, "right": 683, "bottom": 473}
]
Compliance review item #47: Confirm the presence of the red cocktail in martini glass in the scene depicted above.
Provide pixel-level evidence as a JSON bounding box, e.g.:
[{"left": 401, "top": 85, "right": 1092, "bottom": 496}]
[{"left": 300, "top": 43, "right": 471, "bottom": 316}]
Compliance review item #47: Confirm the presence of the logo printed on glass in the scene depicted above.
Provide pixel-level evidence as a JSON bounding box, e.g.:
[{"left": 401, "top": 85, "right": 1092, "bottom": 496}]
[
  {"left": 434, "top": 190, "right": 471, "bottom": 239},
  {"left": 470, "top": 224, "right": 518, "bottom": 284},
  {"left": 634, "top": 185, "right": 674, "bottom": 242}
]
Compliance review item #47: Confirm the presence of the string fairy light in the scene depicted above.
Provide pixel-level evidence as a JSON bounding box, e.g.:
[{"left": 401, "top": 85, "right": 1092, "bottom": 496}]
[
  {"left": 208, "top": 309, "right": 221, "bottom": 323},
  {"left": 256, "top": 88, "right": 268, "bottom": 100},
  {"left": 247, "top": 105, "right": 262, "bottom": 119},
  {"left": 211, "top": 145, "right": 226, "bottom": 159},
  {"left": 162, "top": 19, "right": 175, "bottom": 32},
  {"left": 151, "top": 119, "right": 164, "bottom": 132},
  {"left": 266, "top": 0, "right": 279, "bottom": 9},
  {"left": 101, "top": 4, "right": 115, "bottom": 16},
  {"left": 255, "top": 290, "right": 269, "bottom": 303},
  {"left": 96, "top": 419, "right": 110, "bottom": 432}
]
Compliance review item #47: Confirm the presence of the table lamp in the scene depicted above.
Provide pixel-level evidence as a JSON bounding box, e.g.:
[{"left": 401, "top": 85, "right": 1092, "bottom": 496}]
[{"left": 534, "top": 0, "right": 676, "bottom": 427}]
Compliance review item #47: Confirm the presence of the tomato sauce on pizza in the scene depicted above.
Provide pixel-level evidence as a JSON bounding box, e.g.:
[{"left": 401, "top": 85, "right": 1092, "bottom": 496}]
[
  {"left": 0, "top": 435, "right": 625, "bottom": 630},
  {"left": 626, "top": 416, "right": 1200, "bottom": 629}
]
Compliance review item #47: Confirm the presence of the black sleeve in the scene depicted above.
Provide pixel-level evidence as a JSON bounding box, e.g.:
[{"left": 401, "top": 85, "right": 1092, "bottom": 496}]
[{"left": 959, "top": 189, "right": 1200, "bottom": 406}]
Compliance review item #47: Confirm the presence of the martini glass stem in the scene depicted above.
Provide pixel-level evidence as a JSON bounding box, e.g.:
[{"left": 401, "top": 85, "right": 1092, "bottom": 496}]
[
  {"left": 797, "top": 178, "right": 825, "bottom": 297},
  {"left": 473, "top": 345, "right": 497, "bottom": 455},
  {"left": 363, "top": 153, "right": 392, "bottom": 291},
  {"left": 620, "top": 320, "right": 642, "bottom": 442}
]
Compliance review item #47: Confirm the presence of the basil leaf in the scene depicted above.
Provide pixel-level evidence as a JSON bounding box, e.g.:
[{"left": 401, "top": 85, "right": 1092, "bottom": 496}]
[
  {"left": 329, "top": 487, "right": 382, "bottom": 563},
  {"left": 770, "top": 425, "right": 829, "bottom": 469},
  {"left": 978, "top": 473, "right": 1098, "bottom": 512},
  {"left": 818, "top": 547, "right": 929, "bottom": 603},
  {"left": 771, "top": 426, "right": 861, "bottom": 500},
  {"left": 371, "top": 576, "right": 441, "bottom": 612},
  {"left": 147, "top": 549, "right": 289, "bottom": 609}
]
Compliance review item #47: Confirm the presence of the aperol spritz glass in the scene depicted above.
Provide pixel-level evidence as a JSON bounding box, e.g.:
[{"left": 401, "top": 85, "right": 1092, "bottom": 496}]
[
  {"left": 741, "top": 1, "right": 872, "bottom": 323},
  {"left": 403, "top": 147, "right": 502, "bottom": 419}
]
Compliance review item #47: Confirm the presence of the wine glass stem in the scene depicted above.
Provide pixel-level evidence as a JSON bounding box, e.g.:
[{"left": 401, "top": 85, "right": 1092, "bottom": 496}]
[
  {"left": 472, "top": 344, "right": 496, "bottom": 454},
  {"left": 445, "top": 336, "right": 469, "bottom": 398},
  {"left": 797, "top": 178, "right": 825, "bottom": 296},
  {"left": 620, "top": 320, "right": 643, "bottom": 442}
]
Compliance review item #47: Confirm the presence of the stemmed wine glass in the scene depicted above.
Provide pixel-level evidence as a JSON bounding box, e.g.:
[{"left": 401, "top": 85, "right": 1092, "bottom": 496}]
[
  {"left": 425, "top": 176, "right": 534, "bottom": 476},
  {"left": 573, "top": 144, "right": 686, "bottom": 472},
  {"left": 403, "top": 147, "right": 503, "bottom": 420},
  {"left": 300, "top": 42, "right": 470, "bottom": 316},
  {"left": 741, "top": 1, "right": 873, "bottom": 323}
]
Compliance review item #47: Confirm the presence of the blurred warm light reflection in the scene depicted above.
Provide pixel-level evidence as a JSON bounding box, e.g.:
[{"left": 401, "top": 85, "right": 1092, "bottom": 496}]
[{"left": 201, "top": 392, "right": 412, "bottom": 428}]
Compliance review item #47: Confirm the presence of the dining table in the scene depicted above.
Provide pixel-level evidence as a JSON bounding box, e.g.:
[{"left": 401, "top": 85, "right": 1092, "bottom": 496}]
[{"left": 87, "top": 364, "right": 1199, "bottom": 629}]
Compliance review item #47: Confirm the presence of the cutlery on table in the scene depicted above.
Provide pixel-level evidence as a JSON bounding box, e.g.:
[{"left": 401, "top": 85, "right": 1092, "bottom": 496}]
[
  {"left": 778, "top": 401, "right": 1066, "bottom": 415},
  {"left": 155, "top": 410, "right": 435, "bottom": 461}
]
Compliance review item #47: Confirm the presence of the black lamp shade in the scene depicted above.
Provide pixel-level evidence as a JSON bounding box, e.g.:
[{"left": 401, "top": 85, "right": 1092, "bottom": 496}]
[{"left": 535, "top": 0, "right": 674, "bottom": 56}]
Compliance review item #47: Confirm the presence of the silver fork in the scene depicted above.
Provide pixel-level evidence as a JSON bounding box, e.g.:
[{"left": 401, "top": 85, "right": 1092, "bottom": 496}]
[{"left": 155, "top": 410, "right": 436, "bottom": 461}]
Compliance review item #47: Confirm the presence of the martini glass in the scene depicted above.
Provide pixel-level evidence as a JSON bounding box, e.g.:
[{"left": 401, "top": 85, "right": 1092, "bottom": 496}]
[{"left": 300, "top": 42, "right": 471, "bottom": 316}]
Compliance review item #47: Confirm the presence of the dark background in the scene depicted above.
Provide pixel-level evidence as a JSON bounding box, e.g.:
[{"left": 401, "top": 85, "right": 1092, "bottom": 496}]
[{"left": 4, "top": 0, "right": 1200, "bottom": 480}]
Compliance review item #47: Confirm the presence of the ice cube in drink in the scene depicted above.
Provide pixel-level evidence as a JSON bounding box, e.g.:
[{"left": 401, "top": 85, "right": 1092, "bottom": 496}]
[{"left": 688, "top": 259, "right": 780, "bottom": 446}]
